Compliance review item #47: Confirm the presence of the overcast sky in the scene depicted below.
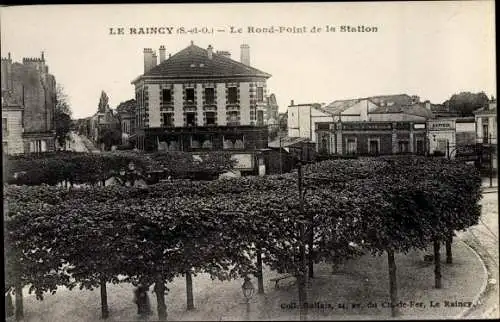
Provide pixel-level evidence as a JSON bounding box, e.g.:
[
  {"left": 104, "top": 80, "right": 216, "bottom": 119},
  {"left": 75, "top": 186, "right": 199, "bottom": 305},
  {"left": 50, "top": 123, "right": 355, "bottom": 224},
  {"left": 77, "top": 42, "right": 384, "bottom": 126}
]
[{"left": 1, "top": 2, "right": 496, "bottom": 119}]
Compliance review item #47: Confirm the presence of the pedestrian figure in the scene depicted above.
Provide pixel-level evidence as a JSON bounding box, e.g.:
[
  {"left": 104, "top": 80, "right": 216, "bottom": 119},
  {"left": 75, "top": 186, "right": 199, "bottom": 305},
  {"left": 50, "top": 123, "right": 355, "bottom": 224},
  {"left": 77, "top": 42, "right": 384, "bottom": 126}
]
[{"left": 134, "top": 285, "right": 152, "bottom": 320}]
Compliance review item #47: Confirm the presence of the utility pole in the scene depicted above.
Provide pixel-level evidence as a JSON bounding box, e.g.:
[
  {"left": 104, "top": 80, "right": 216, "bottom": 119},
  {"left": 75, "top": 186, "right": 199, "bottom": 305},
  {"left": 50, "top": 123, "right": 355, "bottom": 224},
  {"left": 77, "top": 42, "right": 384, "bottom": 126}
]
[
  {"left": 279, "top": 137, "right": 283, "bottom": 175},
  {"left": 489, "top": 133, "right": 493, "bottom": 187},
  {"left": 297, "top": 160, "right": 308, "bottom": 320}
]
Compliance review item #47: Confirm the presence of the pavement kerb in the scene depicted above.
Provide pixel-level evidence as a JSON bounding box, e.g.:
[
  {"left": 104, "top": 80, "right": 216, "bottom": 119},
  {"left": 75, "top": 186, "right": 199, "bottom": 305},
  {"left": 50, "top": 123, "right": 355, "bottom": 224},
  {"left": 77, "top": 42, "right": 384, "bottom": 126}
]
[{"left": 456, "top": 240, "right": 489, "bottom": 319}]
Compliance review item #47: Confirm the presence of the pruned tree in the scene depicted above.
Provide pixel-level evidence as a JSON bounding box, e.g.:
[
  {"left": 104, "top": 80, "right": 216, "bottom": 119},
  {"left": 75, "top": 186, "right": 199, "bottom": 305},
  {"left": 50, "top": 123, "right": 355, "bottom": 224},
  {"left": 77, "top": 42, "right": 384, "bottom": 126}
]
[{"left": 55, "top": 85, "right": 73, "bottom": 149}]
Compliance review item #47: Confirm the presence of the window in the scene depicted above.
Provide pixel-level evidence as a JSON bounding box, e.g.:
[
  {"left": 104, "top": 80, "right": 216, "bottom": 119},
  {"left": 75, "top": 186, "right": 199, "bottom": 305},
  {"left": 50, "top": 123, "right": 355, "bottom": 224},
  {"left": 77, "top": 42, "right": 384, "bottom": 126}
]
[
  {"left": 368, "top": 139, "right": 380, "bottom": 155},
  {"left": 162, "top": 89, "right": 172, "bottom": 104},
  {"left": 205, "top": 112, "right": 216, "bottom": 126},
  {"left": 483, "top": 123, "right": 489, "bottom": 143},
  {"left": 257, "top": 87, "right": 264, "bottom": 102},
  {"left": 257, "top": 110, "right": 264, "bottom": 126},
  {"left": 186, "top": 88, "right": 195, "bottom": 103},
  {"left": 227, "top": 111, "right": 240, "bottom": 126},
  {"left": 318, "top": 133, "right": 330, "bottom": 154},
  {"left": 346, "top": 138, "right": 357, "bottom": 154},
  {"left": 205, "top": 88, "right": 215, "bottom": 104},
  {"left": 416, "top": 139, "right": 424, "bottom": 154},
  {"left": 2, "top": 118, "right": 7, "bottom": 136},
  {"left": 162, "top": 113, "right": 174, "bottom": 127},
  {"left": 228, "top": 87, "right": 238, "bottom": 104},
  {"left": 186, "top": 113, "right": 196, "bottom": 126},
  {"left": 398, "top": 140, "right": 409, "bottom": 153},
  {"left": 29, "top": 140, "right": 46, "bottom": 153}
]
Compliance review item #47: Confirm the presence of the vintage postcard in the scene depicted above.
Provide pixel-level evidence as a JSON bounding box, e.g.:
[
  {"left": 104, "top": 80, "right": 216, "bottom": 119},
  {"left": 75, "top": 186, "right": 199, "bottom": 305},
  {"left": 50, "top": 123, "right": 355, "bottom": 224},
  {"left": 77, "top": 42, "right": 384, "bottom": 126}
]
[{"left": 2, "top": 2, "right": 497, "bottom": 321}]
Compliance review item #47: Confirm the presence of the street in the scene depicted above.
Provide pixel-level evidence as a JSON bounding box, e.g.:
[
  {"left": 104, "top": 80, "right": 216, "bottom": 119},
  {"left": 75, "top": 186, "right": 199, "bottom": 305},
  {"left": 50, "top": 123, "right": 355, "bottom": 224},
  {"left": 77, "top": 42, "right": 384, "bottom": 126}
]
[{"left": 458, "top": 187, "right": 499, "bottom": 319}]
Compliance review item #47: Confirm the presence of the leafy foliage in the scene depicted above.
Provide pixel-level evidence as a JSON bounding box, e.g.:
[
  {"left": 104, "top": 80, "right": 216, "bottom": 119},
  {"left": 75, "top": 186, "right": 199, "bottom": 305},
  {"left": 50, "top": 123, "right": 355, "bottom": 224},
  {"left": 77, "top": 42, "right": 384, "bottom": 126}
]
[
  {"left": 4, "top": 157, "right": 482, "bottom": 318},
  {"left": 443, "top": 91, "right": 490, "bottom": 117}
]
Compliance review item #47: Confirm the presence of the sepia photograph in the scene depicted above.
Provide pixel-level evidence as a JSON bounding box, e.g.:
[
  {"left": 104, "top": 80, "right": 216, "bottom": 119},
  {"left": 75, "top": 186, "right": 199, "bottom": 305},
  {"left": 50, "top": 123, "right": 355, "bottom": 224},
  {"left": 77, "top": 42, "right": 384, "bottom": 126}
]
[{"left": 1, "top": 2, "right": 497, "bottom": 321}]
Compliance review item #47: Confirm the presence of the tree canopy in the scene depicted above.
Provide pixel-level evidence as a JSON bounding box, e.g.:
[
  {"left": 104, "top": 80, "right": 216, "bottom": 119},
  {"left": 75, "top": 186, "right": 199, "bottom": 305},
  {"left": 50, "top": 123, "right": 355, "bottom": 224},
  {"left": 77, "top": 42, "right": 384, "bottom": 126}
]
[
  {"left": 55, "top": 85, "right": 73, "bottom": 149},
  {"left": 443, "top": 91, "right": 490, "bottom": 116}
]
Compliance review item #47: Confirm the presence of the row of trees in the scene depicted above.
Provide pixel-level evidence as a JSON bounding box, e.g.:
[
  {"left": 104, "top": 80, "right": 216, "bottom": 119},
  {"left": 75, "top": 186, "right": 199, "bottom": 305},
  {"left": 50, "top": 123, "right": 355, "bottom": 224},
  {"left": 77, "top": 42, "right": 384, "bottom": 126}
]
[
  {"left": 4, "top": 157, "right": 482, "bottom": 320},
  {"left": 4, "top": 151, "right": 236, "bottom": 186}
]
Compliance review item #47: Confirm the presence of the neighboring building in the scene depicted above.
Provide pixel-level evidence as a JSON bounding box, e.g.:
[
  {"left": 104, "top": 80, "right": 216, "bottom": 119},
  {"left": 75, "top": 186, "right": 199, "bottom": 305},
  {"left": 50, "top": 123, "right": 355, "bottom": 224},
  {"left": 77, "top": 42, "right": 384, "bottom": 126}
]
[
  {"left": 1, "top": 52, "right": 56, "bottom": 153},
  {"left": 2, "top": 92, "right": 24, "bottom": 155},
  {"left": 89, "top": 105, "right": 121, "bottom": 150},
  {"left": 130, "top": 42, "right": 272, "bottom": 152},
  {"left": 116, "top": 99, "right": 136, "bottom": 145},
  {"left": 474, "top": 98, "right": 497, "bottom": 168},
  {"left": 427, "top": 117, "right": 476, "bottom": 158},
  {"left": 287, "top": 94, "right": 434, "bottom": 155},
  {"left": 315, "top": 121, "right": 427, "bottom": 155},
  {"left": 474, "top": 99, "right": 497, "bottom": 145}
]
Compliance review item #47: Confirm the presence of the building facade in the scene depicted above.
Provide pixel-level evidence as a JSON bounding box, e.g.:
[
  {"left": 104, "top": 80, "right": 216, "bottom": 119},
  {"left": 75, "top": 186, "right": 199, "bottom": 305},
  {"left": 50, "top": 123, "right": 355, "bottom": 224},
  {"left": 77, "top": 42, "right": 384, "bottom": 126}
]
[
  {"left": 474, "top": 99, "right": 497, "bottom": 168},
  {"left": 89, "top": 107, "right": 121, "bottom": 151},
  {"left": 130, "top": 42, "right": 272, "bottom": 152},
  {"left": 315, "top": 121, "right": 427, "bottom": 155},
  {"left": 2, "top": 96, "right": 24, "bottom": 155},
  {"left": 1, "top": 52, "right": 56, "bottom": 154},
  {"left": 287, "top": 94, "right": 433, "bottom": 155},
  {"left": 116, "top": 99, "right": 136, "bottom": 145},
  {"left": 427, "top": 117, "right": 475, "bottom": 157}
]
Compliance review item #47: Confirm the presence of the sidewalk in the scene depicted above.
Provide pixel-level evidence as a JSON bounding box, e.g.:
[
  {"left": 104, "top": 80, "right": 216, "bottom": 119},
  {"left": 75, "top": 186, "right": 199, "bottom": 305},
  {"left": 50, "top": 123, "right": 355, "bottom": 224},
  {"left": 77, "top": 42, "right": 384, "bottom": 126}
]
[
  {"left": 482, "top": 176, "right": 498, "bottom": 194},
  {"left": 12, "top": 241, "right": 487, "bottom": 321}
]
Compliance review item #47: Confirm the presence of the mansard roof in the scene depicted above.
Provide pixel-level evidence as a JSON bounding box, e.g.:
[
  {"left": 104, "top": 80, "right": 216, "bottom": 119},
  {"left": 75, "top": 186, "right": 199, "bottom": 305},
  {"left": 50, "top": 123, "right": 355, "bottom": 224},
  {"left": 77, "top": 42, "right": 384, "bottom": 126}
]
[{"left": 134, "top": 44, "right": 271, "bottom": 83}]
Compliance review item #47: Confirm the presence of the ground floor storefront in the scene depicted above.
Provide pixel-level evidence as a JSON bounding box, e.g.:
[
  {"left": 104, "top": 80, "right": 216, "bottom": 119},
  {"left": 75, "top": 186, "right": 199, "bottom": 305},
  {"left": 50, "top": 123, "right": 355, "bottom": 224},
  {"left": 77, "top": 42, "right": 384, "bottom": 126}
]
[{"left": 315, "top": 121, "right": 427, "bottom": 156}]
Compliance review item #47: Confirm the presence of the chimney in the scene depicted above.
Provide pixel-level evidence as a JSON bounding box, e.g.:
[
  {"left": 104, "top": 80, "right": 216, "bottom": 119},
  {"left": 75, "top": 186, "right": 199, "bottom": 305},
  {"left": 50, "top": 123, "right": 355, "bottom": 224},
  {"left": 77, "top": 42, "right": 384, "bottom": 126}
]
[
  {"left": 159, "top": 45, "right": 166, "bottom": 63},
  {"left": 290, "top": 99, "right": 294, "bottom": 106},
  {"left": 207, "top": 45, "right": 213, "bottom": 60},
  {"left": 152, "top": 51, "right": 158, "bottom": 67},
  {"left": 143, "top": 48, "right": 153, "bottom": 73},
  {"left": 41, "top": 51, "right": 45, "bottom": 61},
  {"left": 240, "top": 44, "right": 250, "bottom": 66}
]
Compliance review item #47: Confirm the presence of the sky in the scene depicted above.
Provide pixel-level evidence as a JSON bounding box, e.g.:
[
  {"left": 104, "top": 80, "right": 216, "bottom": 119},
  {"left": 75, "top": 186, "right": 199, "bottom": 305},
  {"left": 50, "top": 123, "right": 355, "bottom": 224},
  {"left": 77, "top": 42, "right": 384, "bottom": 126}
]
[{"left": 1, "top": 2, "right": 496, "bottom": 119}]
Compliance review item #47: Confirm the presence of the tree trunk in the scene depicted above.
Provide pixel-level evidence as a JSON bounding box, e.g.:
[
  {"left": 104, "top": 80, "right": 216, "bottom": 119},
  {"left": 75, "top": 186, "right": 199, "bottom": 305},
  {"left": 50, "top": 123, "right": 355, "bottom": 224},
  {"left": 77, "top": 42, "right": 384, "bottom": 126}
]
[
  {"left": 6, "top": 292, "right": 14, "bottom": 317},
  {"left": 14, "top": 283, "right": 23, "bottom": 321},
  {"left": 446, "top": 233, "right": 453, "bottom": 264},
  {"left": 100, "top": 277, "right": 109, "bottom": 319},
  {"left": 256, "top": 248, "right": 264, "bottom": 294},
  {"left": 434, "top": 239, "right": 442, "bottom": 289},
  {"left": 154, "top": 276, "right": 167, "bottom": 320},
  {"left": 297, "top": 272, "right": 308, "bottom": 321},
  {"left": 387, "top": 249, "right": 399, "bottom": 318},
  {"left": 186, "top": 271, "right": 194, "bottom": 310}
]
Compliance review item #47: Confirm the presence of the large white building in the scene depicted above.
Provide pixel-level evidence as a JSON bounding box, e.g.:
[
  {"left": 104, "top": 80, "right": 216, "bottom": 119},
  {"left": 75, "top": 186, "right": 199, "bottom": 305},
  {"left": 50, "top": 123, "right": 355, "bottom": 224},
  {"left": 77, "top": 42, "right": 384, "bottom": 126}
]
[{"left": 130, "top": 42, "right": 274, "bottom": 152}]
